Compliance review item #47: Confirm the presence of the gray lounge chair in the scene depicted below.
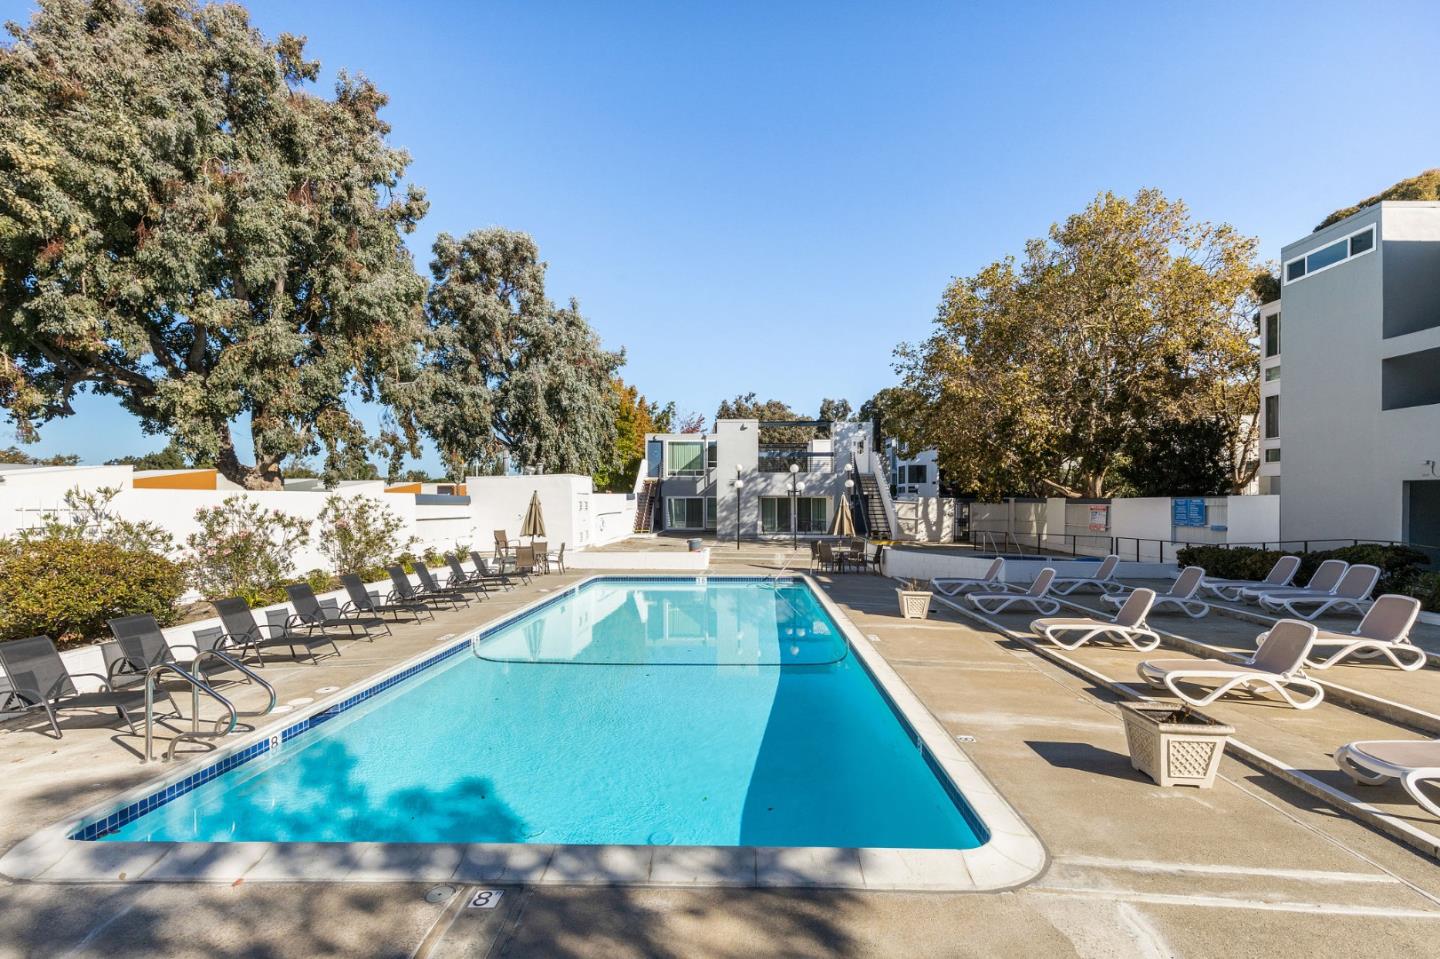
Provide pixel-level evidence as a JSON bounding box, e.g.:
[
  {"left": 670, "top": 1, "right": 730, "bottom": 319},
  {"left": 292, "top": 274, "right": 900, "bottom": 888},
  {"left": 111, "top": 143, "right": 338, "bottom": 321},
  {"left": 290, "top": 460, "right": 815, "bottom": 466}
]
[
  {"left": 1258, "top": 564, "right": 1380, "bottom": 620},
  {"left": 1103, "top": 566, "right": 1210, "bottom": 618},
  {"left": 1200, "top": 555, "right": 1302, "bottom": 602},
  {"left": 0, "top": 635, "right": 163, "bottom": 739},
  {"left": 468, "top": 551, "right": 516, "bottom": 589},
  {"left": 340, "top": 573, "right": 433, "bottom": 622},
  {"left": 1238, "top": 559, "right": 1347, "bottom": 603},
  {"left": 107, "top": 614, "right": 238, "bottom": 686},
  {"left": 1137, "top": 619, "right": 1323, "bottom": 710},
  {"left": 966, "top": 568, "right": 1061, "bottom": 615},
  {"left": 413, "top": 561, "right": 477, "bottom": 605},
  {"left": 1031, "top": 588, "right": 1160, "bottom": 651},
  {"left": 285, "top": 583, "right": 391, "bottom": 640},
  {"left": 1304, "top": 594, "right": 1425, "bottom": 670},
  {"left": 444, "top": 553, "right": 497, "bottom": 595},
  {"left": 386, "top": 565, "right": 465, "bottom": 611},
  {"left": 1336, "top": 738, "right": 1440, "bottom": 818},
  {"left": 213, "top": 597, "right": 341, "bottom": 665},
  {"left": 1050, "top": 555, "right": 1125, "bottom": 596},
  {"left": 933, "top": 557, "right": 1022, "bottom": 597}
]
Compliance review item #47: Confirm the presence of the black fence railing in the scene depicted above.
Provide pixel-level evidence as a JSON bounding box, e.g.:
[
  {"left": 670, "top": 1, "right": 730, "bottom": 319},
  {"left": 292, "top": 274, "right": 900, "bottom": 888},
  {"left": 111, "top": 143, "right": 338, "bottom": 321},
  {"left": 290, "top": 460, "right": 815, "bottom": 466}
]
[{"left": 962, "top": 529, "right": 1440, "bottom": 568}]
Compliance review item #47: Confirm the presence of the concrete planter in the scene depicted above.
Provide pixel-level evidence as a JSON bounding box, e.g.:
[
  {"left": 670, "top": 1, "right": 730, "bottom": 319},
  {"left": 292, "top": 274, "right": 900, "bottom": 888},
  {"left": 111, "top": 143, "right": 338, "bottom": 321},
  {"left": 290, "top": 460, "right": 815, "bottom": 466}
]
[
  {"left": 1120, "top": 702, "right": 1234, "bottom": 788},
  {"left": 896, "top": 589, "right": 933, "bottom": 620}
]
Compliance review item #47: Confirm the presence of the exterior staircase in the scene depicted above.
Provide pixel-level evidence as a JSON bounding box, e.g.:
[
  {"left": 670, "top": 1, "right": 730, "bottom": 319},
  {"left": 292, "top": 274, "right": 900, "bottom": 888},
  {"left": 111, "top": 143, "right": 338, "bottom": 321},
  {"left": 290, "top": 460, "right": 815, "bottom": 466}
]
[
  {"left": 634, "top": 479, "right": 657, "bottom": 533},
  {"left": 858, "top": 474, "right": 891, "bottom": 539}
]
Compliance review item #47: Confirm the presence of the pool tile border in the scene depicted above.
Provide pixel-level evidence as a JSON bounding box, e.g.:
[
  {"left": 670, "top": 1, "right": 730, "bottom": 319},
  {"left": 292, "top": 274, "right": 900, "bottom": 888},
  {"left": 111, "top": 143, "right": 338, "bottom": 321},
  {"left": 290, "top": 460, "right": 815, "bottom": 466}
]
[{"left": 2, "top": 573, "right": 1046, "bottom": 892}]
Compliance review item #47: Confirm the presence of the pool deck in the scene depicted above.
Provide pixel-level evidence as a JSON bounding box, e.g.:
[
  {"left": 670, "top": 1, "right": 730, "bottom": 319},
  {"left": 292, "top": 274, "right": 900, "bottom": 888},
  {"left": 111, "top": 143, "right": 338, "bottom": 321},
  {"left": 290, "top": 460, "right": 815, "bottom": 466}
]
[{"left": 2, "top": 538, "right": 1440, "bottom": 956}]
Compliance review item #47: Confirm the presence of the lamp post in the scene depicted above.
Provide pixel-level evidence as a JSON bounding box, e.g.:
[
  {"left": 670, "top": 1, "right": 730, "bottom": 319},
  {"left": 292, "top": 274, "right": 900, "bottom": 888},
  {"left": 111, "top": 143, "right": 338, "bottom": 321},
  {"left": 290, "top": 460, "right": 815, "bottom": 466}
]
[
  {"left": 788, "top": 462, "right": 800, "bottom": 550},
  {"left": 733, "top": 464, "right": 743, "bottom": 551}
]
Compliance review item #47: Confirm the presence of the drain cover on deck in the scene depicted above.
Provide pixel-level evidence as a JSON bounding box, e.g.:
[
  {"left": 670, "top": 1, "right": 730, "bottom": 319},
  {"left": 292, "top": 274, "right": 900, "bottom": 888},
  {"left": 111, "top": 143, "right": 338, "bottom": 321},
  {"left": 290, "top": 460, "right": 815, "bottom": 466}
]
[
  {"left": 425, "top": 884, "right": 456, "bottom": 904},
  {"left": 315, "top": 686, "right": 340, "bottom": 694}
]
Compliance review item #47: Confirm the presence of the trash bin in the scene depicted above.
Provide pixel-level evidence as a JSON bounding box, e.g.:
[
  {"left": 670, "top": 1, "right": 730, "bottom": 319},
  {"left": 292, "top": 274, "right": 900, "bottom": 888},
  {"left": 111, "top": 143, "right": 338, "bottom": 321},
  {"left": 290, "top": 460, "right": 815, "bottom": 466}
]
[{"left": 687, "top": 538, "right": 703, "bottom": 552}]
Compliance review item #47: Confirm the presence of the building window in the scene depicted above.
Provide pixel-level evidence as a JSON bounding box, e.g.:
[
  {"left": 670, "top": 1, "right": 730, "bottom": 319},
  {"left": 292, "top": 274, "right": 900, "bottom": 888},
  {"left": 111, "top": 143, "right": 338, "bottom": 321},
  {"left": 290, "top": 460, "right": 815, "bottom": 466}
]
[
  {"left": 1264, "top": 313, "right": 1281, "bottom": 358},
  {"left": 707, "top": 442, "right": 718, "bottom": 469},
  {"left": 667, "top": 442, "right": 704, "bottom": 476},
  {"left": 760, "top": 497, "right": 791, "bottom": 534},
  {"left": 666, "top": 497, "right": 706, "bottom": 529},
  {"left": 1265, "top": 365, "right": 1281, "bottom": 382},
  {"left": 796, "top": 497, "right": 828, "bottom": 533},
  {"left": 1283, "top": 225, "right": 1376, "bottom": 285},
  {"left": 705, "top": 496, "right": 716, "bottom": 529},
  {"left": 1264, "top": 448, "right": 1281, "bottom": 463},
  {"left": 1264, "top": 395, "right": 1280, "bottom": 439},
  {"left": 907, "top": 464, "right": 928, "bottom": 485}
]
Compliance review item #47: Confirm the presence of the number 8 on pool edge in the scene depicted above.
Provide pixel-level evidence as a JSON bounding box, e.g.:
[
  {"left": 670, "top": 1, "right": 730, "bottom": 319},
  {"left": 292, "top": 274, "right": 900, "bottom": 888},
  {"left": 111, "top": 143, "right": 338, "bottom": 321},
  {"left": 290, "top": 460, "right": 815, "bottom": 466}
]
[{"left": 468, "top": 889, "right": 503, "bottom": 909}]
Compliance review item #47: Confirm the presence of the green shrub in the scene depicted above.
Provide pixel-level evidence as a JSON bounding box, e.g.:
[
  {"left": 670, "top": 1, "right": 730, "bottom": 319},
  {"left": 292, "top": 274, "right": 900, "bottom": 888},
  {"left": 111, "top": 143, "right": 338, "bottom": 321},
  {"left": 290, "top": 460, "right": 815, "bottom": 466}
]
[
  {"left": 316, "top": 495, "right": 411, "bottom": 576},
  {"left": 1404, "top": 571, "right": 1440, "bottom": 613},
  {"left": 0, "top": 538, "right": 185, "bottom": 648},
  {"left": 302, "top": 568, "right": 337, "bottom": 595},
  {"left": 186, "top": 496, "right": 310, "bottom": 606},
  {"left": 1176, "top": 543, "right": 1431, "bottom": 598}
]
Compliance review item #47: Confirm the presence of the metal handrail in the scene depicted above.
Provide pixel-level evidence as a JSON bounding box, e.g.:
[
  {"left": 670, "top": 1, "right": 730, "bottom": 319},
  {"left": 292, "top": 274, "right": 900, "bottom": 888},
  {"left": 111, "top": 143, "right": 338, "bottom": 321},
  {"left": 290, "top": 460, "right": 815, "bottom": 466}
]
[
  {"left": 192, "top": 648, "right": 277, "bottom": 717},
  {"left": 143, "top": 663, "right": 239, "bottom": 764}
]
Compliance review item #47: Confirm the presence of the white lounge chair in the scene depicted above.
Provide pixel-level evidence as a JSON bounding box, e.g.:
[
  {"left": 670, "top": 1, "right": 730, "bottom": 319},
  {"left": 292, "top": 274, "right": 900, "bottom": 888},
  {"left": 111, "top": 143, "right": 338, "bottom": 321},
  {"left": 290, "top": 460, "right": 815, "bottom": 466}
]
[
  {"left": 1050, "top": 555, "right": 1124, "bottom": 596},
  {"left": 1136, "top": 619, "right": 1323, "bottom": 710},
  {"left": 1335, "top": 739, "right": 1440, "bottom": 818},
  {"left": 1305, "top": 594, "right": 1426, "bottom": 670},
  {"left": 933, "top": 558, "right": 1021, "bottom": 597},
  {"left": 1200, "top": 555, "right": 1301, "bottom": 602},
  {"left": 967, "top": 568, "right": 1061, "bottom": 615},
  {"left": 1258, "top": 564, "right": 1379, "bottom": 620},
  {"left": 1238, "top": 559, "right": 1347, "bottom": 604},
  {"left": 1031, "top": 588, "right": 1159, "bottom": 651},
  {"left": 1103, "top": 566, "right": 1209, "bottom": 618}
]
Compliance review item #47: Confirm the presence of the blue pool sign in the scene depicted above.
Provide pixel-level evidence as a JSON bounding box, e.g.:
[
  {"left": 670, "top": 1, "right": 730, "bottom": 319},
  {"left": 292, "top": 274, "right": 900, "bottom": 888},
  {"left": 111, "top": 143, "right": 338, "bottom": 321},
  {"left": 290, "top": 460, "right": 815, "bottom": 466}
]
[{"left": 1172, "top": 498, "right": 1208, "bottom": 528}]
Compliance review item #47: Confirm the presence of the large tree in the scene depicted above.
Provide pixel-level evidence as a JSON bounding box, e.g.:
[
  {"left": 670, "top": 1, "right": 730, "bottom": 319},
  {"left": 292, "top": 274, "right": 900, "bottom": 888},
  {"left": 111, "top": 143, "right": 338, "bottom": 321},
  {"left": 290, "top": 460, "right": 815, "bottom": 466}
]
[
  {"left": 593, "top": 377, "right": 664, "bottom": 493},
  {"left": 0, "top": 0, "right": 428, "bottom": 488},
  {"left": 415, "top": 229, "right": 621, "bottom": 478},
  {"left": 715, "top": 393, "right": 813, "bottom": 444},
  {"left": 894, "top": 189, "right": 1261, "bottom": 499}
]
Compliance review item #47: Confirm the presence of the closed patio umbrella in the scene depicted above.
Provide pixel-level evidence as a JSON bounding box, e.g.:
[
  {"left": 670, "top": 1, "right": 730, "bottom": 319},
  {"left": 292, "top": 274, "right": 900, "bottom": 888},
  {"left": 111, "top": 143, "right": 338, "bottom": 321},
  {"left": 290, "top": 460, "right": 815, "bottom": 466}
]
[
  {"left": 830, "top": 493, "right": 856, "bottom": 537},
  {"left": 521, "top": 491, "right": 547, "bottom": 541}
]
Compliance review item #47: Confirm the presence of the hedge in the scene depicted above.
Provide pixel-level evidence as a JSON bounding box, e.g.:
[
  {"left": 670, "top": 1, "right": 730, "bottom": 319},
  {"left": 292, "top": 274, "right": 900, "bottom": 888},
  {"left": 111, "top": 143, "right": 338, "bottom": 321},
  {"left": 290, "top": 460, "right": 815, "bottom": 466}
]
[
  {"left": 1174, "top": 544, "right": 1436, "bottom": 611},
  {"left": 0, "top": 538, "right": 186, "bottom": 648}
]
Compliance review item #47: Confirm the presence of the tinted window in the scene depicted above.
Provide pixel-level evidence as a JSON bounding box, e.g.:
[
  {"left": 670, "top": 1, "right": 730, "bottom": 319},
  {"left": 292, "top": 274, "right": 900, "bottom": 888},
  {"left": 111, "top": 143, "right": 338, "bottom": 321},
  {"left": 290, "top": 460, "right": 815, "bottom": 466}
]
[
  {"left": 1306, "top": 239, "right": 1348, "bottom": 273},
  {"left": 1286, "top": 259, "right": 1306, "bottom": 282},
  {"left": 1349, "top": 227, "right": 1374, "bottom": 256}
]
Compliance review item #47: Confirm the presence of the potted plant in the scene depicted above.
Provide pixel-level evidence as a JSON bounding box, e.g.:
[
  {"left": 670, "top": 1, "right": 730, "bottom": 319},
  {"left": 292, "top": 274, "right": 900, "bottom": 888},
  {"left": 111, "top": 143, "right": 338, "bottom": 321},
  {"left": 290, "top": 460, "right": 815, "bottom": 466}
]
[
  {"left": 1119, "top": 701, "right": 1234, "bottom": 788},
  {"left": 896, "top": 578, "right": 933, "bottom": 620}
]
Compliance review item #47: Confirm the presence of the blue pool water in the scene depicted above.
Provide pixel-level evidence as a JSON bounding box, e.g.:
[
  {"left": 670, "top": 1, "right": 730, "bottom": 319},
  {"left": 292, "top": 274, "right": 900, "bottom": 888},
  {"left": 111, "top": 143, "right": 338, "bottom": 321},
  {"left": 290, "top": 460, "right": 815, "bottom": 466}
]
[{"left": 101, "top": 578, "right": 985, "bottom": 849}]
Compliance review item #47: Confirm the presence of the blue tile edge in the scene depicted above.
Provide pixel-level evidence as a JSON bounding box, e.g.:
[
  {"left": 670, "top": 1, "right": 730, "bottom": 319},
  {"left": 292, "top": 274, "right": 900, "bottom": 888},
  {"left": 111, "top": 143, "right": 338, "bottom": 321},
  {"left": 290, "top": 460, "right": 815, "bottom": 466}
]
[{"left": 71, "top": 575, "right": 800, "bottom": 841}]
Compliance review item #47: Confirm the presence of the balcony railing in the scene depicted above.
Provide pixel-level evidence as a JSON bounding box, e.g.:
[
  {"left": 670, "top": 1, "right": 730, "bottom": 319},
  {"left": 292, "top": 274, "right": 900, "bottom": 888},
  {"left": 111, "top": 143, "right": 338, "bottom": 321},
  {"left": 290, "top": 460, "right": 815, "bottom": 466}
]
[{"left": 758, "top": 446, "right": 835, "bottom": 473}]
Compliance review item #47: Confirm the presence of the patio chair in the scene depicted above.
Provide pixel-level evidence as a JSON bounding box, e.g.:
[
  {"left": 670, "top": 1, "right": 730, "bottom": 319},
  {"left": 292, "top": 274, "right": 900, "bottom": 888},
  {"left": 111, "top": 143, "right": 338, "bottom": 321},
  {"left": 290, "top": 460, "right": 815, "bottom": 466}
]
[
  {"left": 414, "top": 559, "right": 485, "bottom": 602},
  {"left": 1304, "top": 594, "right": 1425, "bottom": 671},
  {"left": 532, "top": 539, "right": 551, "bottom": 574},
  {"left": 1200, "top": 555, "right": 1302, "bottom": 602},
  {"left": 1103, "top": 566, "right": 1209, "bottom": 618},
  {"left": 546, "top": 542, "right": 566, "bottom": 573},
  {"left": 0, "top": 634, "right": 165, "bottom": 739},
  {"left": 1136, "top": 619, "right": 1323, "bottom": 710},
  {"left": 469, "top": 551, "right": 517, "bottom": 589},
  {"left": 386, "top": 565, "right": 466, "bottom": 611},
  {"left": 340, "top": 573, "right": 434, "bottom": 623},
  {"left": 1238, "top": 559, "right": 1347, "bottom": 604},
  {"left": 1031, "top": 588, "right": 1160, "bottom": 651},
  {"left": 1049, "top": 555, "right": 1124, "bottom": 596},
  {"left": 107, "top": 614, "right": 239, "bottom": 686},
  {"left": 512, "top": 546, "right": 539, "bottom": 581},
  {"left": 1335, "top": 738, "right": 1440, "bottom": 818},
  {"left": 213, "top": 596, "right": 342, "bottom": 665},
  {"left": 932, "top": 557, "right": 1020, "bottom": 597},
  {"left": 285, "top": 583, "right": 392, "bottom": 640},
  {"left": 815, "top": 541, "right": 845, "bottom": 574},
  {"left": 966, "top": 568, "right": 1061, "bottom": 615},
  {"left": 1258, "top": 564, "right": 1380, "bottom": 620}
]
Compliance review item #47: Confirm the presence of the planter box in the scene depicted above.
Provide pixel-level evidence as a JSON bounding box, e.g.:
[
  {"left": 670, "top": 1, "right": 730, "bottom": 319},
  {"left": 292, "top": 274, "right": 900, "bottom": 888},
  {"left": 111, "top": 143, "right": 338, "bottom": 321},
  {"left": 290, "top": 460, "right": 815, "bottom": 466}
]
[
  {"left": 896, "top": 589, "right": 933, "bottom": 620},
  {"left": 1119, "top": 702, "right": 1234, "bottom": 788}
]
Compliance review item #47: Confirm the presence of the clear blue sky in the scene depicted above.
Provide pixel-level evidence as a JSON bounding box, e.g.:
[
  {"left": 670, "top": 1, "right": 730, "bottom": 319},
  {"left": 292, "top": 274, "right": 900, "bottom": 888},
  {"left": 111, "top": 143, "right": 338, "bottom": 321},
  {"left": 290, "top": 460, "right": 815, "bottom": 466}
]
[{"left": 8, "top": 0, "right": 1440, "bottom": 472}]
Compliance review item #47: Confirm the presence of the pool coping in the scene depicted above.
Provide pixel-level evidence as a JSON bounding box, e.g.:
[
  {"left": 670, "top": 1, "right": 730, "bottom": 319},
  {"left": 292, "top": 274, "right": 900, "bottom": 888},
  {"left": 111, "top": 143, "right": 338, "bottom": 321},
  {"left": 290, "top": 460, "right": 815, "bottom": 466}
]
[{"left": 0, "top": 574, "right": 1047, "bottom": 892}]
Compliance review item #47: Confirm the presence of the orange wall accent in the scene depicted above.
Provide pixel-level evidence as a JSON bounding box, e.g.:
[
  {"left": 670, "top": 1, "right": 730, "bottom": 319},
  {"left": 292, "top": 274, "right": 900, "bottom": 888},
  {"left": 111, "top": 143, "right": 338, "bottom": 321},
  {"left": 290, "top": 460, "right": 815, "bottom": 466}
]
[
  {"left": 132, "top": 469, "right": 218, "bottom": 491},
  {"left": 385, "top": 482, "right": 423, "bottom": 494}
]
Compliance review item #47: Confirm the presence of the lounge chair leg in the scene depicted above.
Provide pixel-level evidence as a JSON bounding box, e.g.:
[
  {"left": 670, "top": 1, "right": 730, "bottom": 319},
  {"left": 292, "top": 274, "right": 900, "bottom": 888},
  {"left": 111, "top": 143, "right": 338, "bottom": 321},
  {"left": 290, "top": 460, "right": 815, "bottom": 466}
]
[{"left": 1402, "top": 772, "right": 1440, "bottom": 819}]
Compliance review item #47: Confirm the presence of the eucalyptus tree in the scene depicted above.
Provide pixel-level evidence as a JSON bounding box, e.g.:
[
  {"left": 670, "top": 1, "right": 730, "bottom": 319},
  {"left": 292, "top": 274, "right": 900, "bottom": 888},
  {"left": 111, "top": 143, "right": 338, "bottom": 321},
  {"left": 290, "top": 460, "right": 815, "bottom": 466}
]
[
  {"left": 417, "top": 229, "right": 621, "bottom": 478},
  {"left": 894, "top": 189, "right": 1262, "bottom": 499},
  {"left": 0, "top": 0, "right": 428, "bottom": 488}
]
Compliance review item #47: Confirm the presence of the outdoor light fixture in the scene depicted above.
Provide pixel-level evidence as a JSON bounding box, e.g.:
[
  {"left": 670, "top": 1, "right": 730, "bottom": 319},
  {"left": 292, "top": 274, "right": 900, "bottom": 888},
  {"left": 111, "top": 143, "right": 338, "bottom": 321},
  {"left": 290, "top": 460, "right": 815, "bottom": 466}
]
[
  {"left": 789, "top": 462, "right": 801, "bottom": 549},
  {"left": 732, "top": 472, "right": 744, "bottom": 551}
]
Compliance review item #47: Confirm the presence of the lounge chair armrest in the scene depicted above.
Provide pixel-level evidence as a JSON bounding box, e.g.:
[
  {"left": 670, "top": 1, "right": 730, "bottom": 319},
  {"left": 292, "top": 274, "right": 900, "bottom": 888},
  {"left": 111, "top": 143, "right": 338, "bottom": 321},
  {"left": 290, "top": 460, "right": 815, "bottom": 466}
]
[{"left": 68, "top": 670, "right": 119, "bottom": 693}]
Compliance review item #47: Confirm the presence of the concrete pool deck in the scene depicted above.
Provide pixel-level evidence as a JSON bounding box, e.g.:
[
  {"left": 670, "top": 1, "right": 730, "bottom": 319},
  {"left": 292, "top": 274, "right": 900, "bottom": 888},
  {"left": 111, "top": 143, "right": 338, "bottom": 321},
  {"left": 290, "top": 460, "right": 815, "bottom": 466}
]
[{"left": 3, "top": 538, "right": 1440, "bottom": 956}]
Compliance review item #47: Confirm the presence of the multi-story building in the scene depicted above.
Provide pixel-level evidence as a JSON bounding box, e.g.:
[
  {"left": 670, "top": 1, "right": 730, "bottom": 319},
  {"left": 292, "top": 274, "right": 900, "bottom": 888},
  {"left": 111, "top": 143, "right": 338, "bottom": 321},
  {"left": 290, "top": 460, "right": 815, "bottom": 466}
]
[
  {"left": 1273, "top": 201, "right": 1440, "bottom": 546},
  {"left": 1257, "top": 298, "right": 1282, "bottom": 495},
  {"left": 885, "top": 440, "right": 940, "bottom": 498},
  {"left": 635, "top": 419, "right": 895, "bottom": 540}
]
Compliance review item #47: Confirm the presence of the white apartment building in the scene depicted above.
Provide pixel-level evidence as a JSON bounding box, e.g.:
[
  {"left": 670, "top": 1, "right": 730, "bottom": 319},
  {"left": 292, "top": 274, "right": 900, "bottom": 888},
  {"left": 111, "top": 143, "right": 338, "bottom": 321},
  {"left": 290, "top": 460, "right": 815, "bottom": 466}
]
[
  {"left": 1257, "top": 299, "right": 1282, "bottom": 495},
  {"left": 1272, "top": 201, "right": 1440, "bottom": 547},
  {"left": 636, "top": 419, "right": 896, "bottom": 540},
  {"left": 885, "top": 440, "right": 940, "bottom": 498}
]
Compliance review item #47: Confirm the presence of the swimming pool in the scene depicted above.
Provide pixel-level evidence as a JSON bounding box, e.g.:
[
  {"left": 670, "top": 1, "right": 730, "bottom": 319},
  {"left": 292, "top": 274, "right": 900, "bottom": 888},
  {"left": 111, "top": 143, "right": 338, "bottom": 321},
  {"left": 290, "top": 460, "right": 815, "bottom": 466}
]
[
  {"left": 5, "top": 574, "right": 1045, "bottom": 890},
  {"left": 97, "top": 578, "right": 983, "bottom": 849}
]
